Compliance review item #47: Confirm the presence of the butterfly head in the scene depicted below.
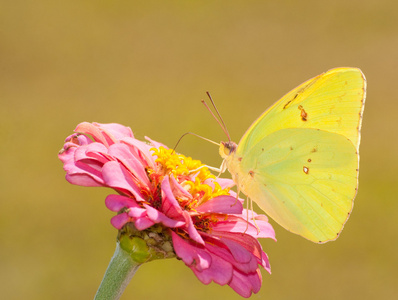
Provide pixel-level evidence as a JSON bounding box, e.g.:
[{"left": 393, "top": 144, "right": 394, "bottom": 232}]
[{"left": 219, "top": 141, "right": 237, "bottom": 159}]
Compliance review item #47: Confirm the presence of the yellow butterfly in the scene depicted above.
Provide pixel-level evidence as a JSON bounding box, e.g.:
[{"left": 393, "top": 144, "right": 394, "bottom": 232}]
[{"left": 218, "top": 67, "right": 366, "bottom": 243}]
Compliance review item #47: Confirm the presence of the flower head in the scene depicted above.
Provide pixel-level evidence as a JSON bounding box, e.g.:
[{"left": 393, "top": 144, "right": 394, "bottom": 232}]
[{"left": 59, "top": 122, "right": 275, "bottom": 298}]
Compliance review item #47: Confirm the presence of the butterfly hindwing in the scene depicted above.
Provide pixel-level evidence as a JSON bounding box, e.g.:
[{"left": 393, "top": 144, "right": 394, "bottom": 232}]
[{"left": 237, "top": 128, "right": 358, "bottom": 243}]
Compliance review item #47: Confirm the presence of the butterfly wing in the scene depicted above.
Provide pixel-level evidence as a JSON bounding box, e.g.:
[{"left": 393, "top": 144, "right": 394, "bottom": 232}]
[
  {"left": 238, "top": 67, "right": 366, "bottom": 154},
  {"left": 231, "top": 67, "right": 366, "bottom": 243},
  {"left": 236, "top": 128, "right": 358, "bottom": 243}
]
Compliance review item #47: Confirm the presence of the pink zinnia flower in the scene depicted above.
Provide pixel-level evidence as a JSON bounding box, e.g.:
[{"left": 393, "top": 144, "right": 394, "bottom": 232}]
[{"left": 59, "top": 122, "right": 276, "bottom": 298}]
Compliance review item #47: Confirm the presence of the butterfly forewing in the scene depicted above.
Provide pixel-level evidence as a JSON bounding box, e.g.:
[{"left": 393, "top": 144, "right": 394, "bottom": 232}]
[{"left": 237, "top": 68, "right": 366, "bottom": 154}]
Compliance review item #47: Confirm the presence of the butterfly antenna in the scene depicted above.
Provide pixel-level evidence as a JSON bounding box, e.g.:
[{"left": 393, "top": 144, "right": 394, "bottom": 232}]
[
  {"left": 173, "top": 132, "right": 219, "bottom": 154},
  {"left": 202, "top": 92, "right": 231, "bottom": 142}
]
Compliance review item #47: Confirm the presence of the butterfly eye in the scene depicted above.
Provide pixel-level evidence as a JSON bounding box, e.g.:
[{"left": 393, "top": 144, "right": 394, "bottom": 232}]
[
  {"left": 222, "top": 141, "right": 237, "bottom": 156},
  {"left": 223, "top": 144, "right": 231, "bottom": 155}
]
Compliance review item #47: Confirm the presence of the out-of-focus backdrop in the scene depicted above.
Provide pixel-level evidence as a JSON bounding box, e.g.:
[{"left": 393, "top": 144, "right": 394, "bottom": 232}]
[{"left": 1, "top": 1, "right": 397, "bottom": 299}]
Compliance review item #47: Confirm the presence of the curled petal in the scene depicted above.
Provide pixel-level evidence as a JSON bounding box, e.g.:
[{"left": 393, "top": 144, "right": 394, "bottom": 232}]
[{"left": 75, "top": 122, "right": 134, "bottom": 147}]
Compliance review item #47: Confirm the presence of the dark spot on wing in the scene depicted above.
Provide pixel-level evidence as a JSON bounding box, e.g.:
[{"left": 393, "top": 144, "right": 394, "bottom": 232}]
[
  {"left": 282, "top": 79, "right": 318, "bottom": 109},
  {"left": 283, "top": 98, "right": 295, "bottom": 109},
  {"left": 303, "top": 166, "right": 309, "bottom": 174},
  {"left": 290, "top": 146, "right": 294, "bottom": 150},
  {"left": 311, "top": 147, "right": 317, "bottom": 153},
  {"left": 238, "top": 157, "right": 242, "bottom": 162},
  {"left": 249, "top": 170, "right": 255, "bottom": 177},
  {"left": 298, "top": 105, "right": 308, "bottom": 121},
  {"left": 308, "top": 158, "right": 312, "bottom": 163}
]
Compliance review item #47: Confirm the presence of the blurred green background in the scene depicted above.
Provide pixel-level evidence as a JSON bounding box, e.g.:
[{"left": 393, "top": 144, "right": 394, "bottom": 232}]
[{"left": 1, "top": 1, "right": 397, "bottom": 299}]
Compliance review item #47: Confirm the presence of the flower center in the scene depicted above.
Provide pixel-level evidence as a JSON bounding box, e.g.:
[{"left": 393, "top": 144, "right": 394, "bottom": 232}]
[{"left": 151, "top": 147, "right": 230, "bottom": 208}]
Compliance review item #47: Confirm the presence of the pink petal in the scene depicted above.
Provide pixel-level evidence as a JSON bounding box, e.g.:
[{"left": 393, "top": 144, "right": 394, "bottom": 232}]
[
  {"left": 169, "top": 175, "right": 192, "bottom": 200},
  {"left": 133, "top": 217, "right": 155, "bottom": 230},
  {"left": 59, "top": 144, "right": 104, "bottom": 186},
  {"left": 75, "top": 122, "right": 134, "bottom": 147},
  {"left": 144, "top": 204, "right": 185, "bottom": 228},
  {"left": 160, "top": 176, "right": 184, "bottom": 218},
  {"left": 196, "top": 196, "right": 243, "bottom": 214},
  {"left": 93, "top": 122, "right": 134, "bottom": 140},
  {"left": 171, "top": 231, "right": 211, "bottom": 271},
  {"left": 126, "top": 208, "right": 155, "bottom": 230},
  {"left": 202, "top": 238, "right": 257, "bottom": 274},
  {"left": 211, "top": 231, "right": 263, "bottom": 263},
  {"left": 121, "top": 137, "right": 156, "bottom": 169},
  {"left": 261, "top": 251, "right": 271, "bottom": 274},
  {"left": 75, "top": 122, "right": 111, "bottom": 147},
  {"left": 183, "top": 212, "right": 204, "bottom": 245},
  {"left": 229, "top": 269, "right": 262, "bottom": 298},
  {"left": 192, "top": 252, "right": 233, "bottom": 286},
  {"left": 105, "top": 194, "right": 138, "bottom": 212},
  {"left": 108, "top": 143, "right": 150, "bottom": 187},
  {"left": 65, "top": 173, "right": 104, "bottom": 187},
  {"left": 62, "top": 145, "right": 107, "bottom": 183},
  {"left": 127, "top": 207, "right": 147, "bottom": 218},
  {"left": 110, "top": 213, "right": 130, "bottom": 229},
  {"left": 102, "top": 161, "right": 145, "bottom": 201},
  {"left": 212, "top": 215, "right": 276, "bottom": 240},
  {"left": 213, "top": 177, "right": 236, "bottom": 189}
]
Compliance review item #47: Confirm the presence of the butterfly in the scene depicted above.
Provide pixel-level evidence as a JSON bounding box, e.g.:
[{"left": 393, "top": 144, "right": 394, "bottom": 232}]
[{"left": 218, "top": 67, "right": 366, "bottom": 243}]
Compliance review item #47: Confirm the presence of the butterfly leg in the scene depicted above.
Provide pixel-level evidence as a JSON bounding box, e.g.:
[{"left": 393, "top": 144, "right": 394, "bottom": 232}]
[
  {"left": 189, "top": 159, "right": 228, "bottom": 177},
  {"left": 249, "top": 198, "right": 260, "bottom": 234},
  {"left": 243, "top": 197, "right": 260, "bottom": 234}
]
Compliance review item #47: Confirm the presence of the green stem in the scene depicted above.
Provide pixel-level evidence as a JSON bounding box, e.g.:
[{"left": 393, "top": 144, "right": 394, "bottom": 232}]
[{"left": 94, "top": 243, "right": 141, "bottom": 300}]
